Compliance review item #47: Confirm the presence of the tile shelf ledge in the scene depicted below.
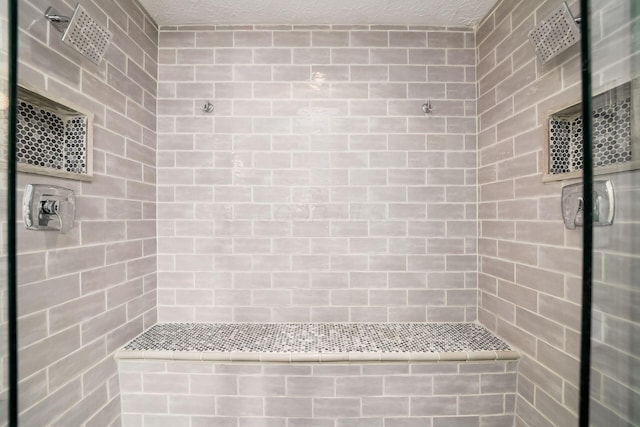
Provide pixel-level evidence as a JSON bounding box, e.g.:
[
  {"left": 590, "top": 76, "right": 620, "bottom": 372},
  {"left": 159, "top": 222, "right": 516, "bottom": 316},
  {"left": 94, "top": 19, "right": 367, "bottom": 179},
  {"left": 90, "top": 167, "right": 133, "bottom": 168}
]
[
  {"left": 114, "top": 348, "right": 520, "bottom": 363},
  {"left": 114, "top": 322, "right": 520, "bottom": 363}
]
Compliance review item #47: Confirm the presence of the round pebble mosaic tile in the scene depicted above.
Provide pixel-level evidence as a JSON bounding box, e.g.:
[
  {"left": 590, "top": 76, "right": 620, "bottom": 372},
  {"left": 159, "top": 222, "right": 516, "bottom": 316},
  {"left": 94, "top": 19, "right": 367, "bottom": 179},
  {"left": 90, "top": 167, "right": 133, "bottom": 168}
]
[
  {"left": 16, "top": 100, "right": 88, "bottom": 175},
  {"left": 17, "top": 101, "right": 65, "bottom": 170},
  {"left": 123, "top": 323, "right": 512, "bottom": 353},
  {"left": 549, "top": 96, "right": 632, "bottom": 176}
]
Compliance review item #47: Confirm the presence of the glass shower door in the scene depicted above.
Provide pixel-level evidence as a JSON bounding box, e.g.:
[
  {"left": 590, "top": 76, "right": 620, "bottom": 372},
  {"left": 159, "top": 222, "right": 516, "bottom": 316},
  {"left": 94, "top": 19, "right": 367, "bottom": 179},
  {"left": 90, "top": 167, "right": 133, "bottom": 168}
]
[
  {"left": 586, "top": 0, "right": 639, "bottom": 425},
  {"left": 0, "top": 0, "right": 10, "bottom": 424},
  {"left": 0, "top": 0, "right": 16, "bottom": 424}
]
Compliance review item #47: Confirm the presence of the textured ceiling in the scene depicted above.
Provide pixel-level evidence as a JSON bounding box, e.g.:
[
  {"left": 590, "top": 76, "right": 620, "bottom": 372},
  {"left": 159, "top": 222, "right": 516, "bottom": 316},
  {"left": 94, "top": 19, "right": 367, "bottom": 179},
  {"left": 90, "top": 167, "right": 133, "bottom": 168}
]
[{"left": 139, "top": 0, "right": 499, "bottom": 27}]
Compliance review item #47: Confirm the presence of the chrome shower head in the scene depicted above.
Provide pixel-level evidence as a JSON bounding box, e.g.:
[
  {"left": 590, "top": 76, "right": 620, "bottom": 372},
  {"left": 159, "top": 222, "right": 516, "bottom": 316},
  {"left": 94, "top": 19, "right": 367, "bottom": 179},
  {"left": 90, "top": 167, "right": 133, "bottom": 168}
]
[
  {"left": 528, "top": 2, "right": 580, "bottom": 64},
  {"left": 45, "top": 4, "right": 112, "bottom": 65}
]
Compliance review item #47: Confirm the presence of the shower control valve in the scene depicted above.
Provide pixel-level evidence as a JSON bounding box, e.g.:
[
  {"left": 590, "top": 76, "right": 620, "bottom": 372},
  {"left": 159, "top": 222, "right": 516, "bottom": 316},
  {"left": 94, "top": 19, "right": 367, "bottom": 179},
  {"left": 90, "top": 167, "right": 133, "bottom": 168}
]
[
  {"left": 40, "top": 199, "right": 60, "bottom": 215},
  {"left": 561, "top": 180, "right": 615, "bottom": 230},
  {"left": 23, "top": 184, "right": 76, "bottom": 233}
]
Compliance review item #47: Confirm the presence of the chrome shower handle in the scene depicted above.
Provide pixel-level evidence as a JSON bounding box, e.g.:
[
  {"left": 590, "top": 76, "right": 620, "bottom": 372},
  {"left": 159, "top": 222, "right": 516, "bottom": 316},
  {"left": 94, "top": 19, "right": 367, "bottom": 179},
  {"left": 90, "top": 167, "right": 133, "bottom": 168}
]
[
  {"left": 23, "top": 184, "right": 76, "bottom": 234},
  {"left": 561, "top": 181, "right": 615, "bottom": 230},
  {"left": 39, "top": 199, "right": 73, "bottom": 234},
  {"left": 564, "top": 195, "right": 584, "bottom": 230},
  {"left": 40, "top": 199, "right": 60, "bottom": 214}
]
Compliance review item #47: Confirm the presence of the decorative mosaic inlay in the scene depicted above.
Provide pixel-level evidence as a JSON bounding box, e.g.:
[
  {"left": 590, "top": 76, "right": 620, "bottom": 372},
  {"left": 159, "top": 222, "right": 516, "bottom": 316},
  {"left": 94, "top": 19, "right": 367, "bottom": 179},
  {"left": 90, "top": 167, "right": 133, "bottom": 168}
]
[
  {"left": 16, "top": 99, "right": 88, "bottom": 175},
  {"left": 549, "top": 116, "right": 572, "bottom": 174},
  {"left": 549, "top": 94, "right": 632, "bottom": 175},
  {"left": 64, "top": 117, "right": 88, "bottom": 174},
  {"left": 123, "top": 323, "right": 511, "bottom": 353},
  {"left": 16, "top": 101, "right": 65, "bottom": 170},
  {"left": 592, "top": 98, "right": 633, "bottom": 168}
]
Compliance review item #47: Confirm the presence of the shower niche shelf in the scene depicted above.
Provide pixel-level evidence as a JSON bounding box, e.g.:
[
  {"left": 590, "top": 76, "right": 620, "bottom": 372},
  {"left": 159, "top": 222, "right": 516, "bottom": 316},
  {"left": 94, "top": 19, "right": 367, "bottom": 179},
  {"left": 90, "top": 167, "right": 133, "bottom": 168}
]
[
  {"left": 16, "top": 85, "right": 93, "bottom": 181},
  {"left": 544, "top": 79, "right": 640, "bottom": 182}
]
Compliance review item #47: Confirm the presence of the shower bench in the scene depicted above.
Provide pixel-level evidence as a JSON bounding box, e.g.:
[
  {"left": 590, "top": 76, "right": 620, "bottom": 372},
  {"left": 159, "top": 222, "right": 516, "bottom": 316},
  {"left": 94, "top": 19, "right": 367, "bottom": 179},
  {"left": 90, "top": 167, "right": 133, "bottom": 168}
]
[{"left": 116, "top": 322, "right": 519, "bottom": 427}]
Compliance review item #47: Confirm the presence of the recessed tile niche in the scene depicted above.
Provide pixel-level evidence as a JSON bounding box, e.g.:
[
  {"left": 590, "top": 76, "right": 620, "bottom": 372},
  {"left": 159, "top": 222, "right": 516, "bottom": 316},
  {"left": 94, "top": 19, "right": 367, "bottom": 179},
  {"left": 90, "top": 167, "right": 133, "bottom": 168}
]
[
  {"left": 16, "top": 85, "right": 93, "bottom": 181},
  {"left": 545, "top": 79, "right": 639, "bottom": 181}
]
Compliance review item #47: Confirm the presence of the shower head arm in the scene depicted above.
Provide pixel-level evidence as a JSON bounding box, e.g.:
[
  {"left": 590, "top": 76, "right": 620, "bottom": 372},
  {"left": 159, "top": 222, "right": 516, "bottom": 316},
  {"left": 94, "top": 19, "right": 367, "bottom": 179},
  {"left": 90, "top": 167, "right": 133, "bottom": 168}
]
[{"left": 44, "top": 7, "right": 70, "bottom": 33}]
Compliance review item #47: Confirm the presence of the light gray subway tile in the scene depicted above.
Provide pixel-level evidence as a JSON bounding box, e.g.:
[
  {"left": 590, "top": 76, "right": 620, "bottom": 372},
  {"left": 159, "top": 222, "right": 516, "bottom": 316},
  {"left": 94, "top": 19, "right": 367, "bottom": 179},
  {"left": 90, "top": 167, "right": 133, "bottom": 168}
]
[
  {"left": 274, "top": 31, "right": 311, "bottom": 47},
  {"left": 239, "top": 376, "right": 286, "bottom": 396},
  {"left": 409, "top": 49, "right": 446, "bottom": 65},
  {"left": 428, "top": 32, "right": 465, "bottom": 48},
  {"left": 313, "top": 398, "right": 361, "bottom": 417},
  {"left": 168, "top": 395, "right": 215, "bottom": 415},
  {"left": 234, "top": 31, "right": 273, "bottom": 46},
  {"left": 196, "top": 32, "right": 233, "bottom": 47},
  {"left": 433, "top": 374, "right": 480, "bottom": 394},
  {"left": 265, "top": 397, "right": 312, "bottom": 418},
  {"left": 293, "top": 48, "right": 331, "bottom": 64},
  {"left": 311, "top": 307, "right": 349, "bottom": 322},
  {"left": 390, "top": 32, "right": 427, "bottom": 47},
  {"left": 411, "top": 396, "right": 457, "bottom": 416},
  {"left": 336, "top": 376, "right": 383, "bottom": 396},
  {"left": 370, "top": 83, "right": 408, "bottom": 98},
  {"left": 216, "top": 397, "right": 263, "bottom": 416},
  {"left": 160, "top": 32, "right": 196, "bottom": 47},
  {"left": 121, "top": 394, "right": 167, "bottom": 415},
  {"left": 331, "top": 48, "right": 369, "bottom": 64},
  {"left": 371, "top": 48, "right": 408, "bottom": 64},
  {"left": 288, "top": 419, "right": 333, "bottom": 427},
  {"left": 287, "top": 377, "right": 335, "bottom": 396},
  {"left": 458, "top": 395, "right": 504, "bottom": 415},
  {"left": 312, "top": 31, "right": 349, "bottom": 47},
  {"left": 239, "top": 419, "right": 287, "bottom": 427},
  {"left": 351, "top": 31, "right": 388, "bottom": 47},
  {"left": 384, "top": 419, "right": 432, "bottom": 427},
  {"left": 190, "top": 374, "right": 238, "bottom": 396},
  {"left": 362, "top": 397, "right": 409, "bottom": 416}
]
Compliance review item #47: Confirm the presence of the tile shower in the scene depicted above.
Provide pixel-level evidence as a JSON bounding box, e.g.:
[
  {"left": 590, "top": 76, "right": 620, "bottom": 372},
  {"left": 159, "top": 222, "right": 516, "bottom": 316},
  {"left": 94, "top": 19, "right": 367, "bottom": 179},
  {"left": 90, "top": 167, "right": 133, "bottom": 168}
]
[
  {"left": 126, "top": 24, "right": 505, "bottom": 425},
  {"left": 155, "top": 25, "right": 478, "bottom": 323},
  {"left": 13, "top": 0, "right": 637, "bottom": 425}
]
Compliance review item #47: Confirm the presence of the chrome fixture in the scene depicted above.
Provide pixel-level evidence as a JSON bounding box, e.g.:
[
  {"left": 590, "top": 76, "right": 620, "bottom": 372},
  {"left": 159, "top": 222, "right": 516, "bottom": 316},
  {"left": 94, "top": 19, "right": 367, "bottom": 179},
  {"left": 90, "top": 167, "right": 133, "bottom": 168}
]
[
  {"left": 528, "top": 1, "right": 580, "bottom": 64},
  {"left": 421, "top": 100, "right": 434, "bottom": 114},
  {"left": 45, "top": 4, "right": 112, "bottom": 65},
  {"left": 200, "top": 100, "right": 215, "bottom": 113},
  {"left": 561, "top": 180, "right": 615, "bottom": 230},
  {"left": 23, "top": 184, "right": 76, "bottom": 233}
]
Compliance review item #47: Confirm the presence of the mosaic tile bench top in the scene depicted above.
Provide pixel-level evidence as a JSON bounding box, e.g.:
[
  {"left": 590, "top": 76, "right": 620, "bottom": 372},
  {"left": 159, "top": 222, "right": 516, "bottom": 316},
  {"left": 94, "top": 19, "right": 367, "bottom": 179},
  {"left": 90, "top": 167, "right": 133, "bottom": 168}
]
[{"left": 116, "top": 323, "right": 518, "bottom": 363}]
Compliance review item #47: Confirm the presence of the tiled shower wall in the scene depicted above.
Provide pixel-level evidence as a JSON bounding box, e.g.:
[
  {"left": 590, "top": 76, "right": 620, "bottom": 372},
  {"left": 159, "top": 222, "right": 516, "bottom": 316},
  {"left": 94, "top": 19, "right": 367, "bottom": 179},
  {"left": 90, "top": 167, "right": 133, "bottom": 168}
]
[
  {"left": 588, "top": 1, "right": 640, "bottom": 425},
  {"left": 17, "top": 0, "right": 157, "bottom": 424},
  {"left": 478, "top": 0, "right": 640, "bottom": 425},
  {"left": 156, "top": 25, "right": 478, "bottom": 323},
  {"left": 475, "top": 0, "right": 584, "bottom": 425},
  {"left": 119, "top": 360, "right": 518, "bottom": 426}
]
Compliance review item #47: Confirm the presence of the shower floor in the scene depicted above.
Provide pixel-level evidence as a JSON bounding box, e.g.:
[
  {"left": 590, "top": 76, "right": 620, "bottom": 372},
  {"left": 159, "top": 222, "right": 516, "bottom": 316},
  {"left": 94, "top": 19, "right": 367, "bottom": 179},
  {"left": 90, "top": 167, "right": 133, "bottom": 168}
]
[{"left": 119, "top": 322, "right": 516, "bottom": 362}]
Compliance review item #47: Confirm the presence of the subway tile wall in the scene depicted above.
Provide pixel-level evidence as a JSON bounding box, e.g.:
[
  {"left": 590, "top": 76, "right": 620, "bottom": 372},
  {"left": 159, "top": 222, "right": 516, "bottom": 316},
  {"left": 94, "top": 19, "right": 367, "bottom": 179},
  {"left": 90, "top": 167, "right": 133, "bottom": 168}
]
[
  {"left": 16, "top": 0, "right": 157, "bottom": 424},
  {"left": 475, "top": 0, "right": 583, "bottom": 425},
  {"left": 588, "top": 1, "right": 640, "bottom": 425},
  {"left": 156, "top": 25, "right": 479, "bottom": 323},
  {"left": 590, "top": 170, "right": 640, "bottom": 427},
  {"left": 13, "top": 0, "right": 636, "bottom": 425},
  {"left": 119, "top": 360, "right": 518, "bottom": 426}
]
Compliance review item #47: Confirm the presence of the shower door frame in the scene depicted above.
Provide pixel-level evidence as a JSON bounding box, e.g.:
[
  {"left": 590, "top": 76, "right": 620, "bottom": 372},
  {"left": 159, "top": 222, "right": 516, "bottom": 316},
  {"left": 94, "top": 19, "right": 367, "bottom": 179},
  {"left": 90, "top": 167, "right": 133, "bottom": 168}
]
[
  {"left": 578, "top": 0, "right": 594, "bottom": 425},
  {"left": 578, "top": 1, "right": 640, "bottom": 425},
  {"left": 6, "top": 0, "right": 19, "bottom": 424}
]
